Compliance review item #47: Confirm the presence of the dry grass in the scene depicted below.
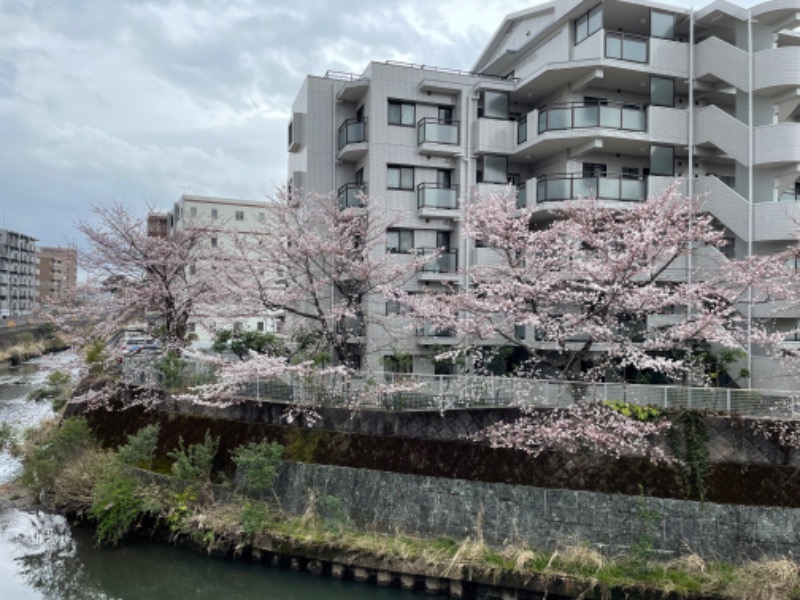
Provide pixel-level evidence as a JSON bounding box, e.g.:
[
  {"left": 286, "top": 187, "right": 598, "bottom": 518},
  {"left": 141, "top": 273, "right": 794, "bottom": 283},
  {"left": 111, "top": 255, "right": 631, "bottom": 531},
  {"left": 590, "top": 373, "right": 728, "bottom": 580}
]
[
  {"left": 724, "top": 559, "right": 799, "bottom": 600},
  {"left": 51, "top": 448, "right": 112, "bottom": 511},
  {"left": 667, "top": 553, "right": 707, "bottom": 574},
  {"left": 549, "top": 544, "right": 606, "bottom": 573}
]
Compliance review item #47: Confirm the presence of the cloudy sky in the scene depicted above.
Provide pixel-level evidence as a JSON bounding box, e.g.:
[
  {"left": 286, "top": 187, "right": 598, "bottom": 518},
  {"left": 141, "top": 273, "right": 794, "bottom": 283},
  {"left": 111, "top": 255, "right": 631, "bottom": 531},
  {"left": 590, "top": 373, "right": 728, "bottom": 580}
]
[{"left": 0, "top": 0, "right": 744, "bottom": 246}]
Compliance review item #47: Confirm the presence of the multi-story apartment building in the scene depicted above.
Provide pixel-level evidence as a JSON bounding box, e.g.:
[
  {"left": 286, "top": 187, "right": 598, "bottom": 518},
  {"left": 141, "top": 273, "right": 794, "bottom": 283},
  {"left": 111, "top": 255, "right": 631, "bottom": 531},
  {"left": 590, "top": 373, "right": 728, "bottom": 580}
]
[
  {"left": 288, "top": 0, "right": 800, "bottom": 386},
  {"left": 158, "top": 195, "right": 280, "bottom": 345},
  {"left": 0, "top": 229, "right": 38, "bottom": 319},
  {"left": 37, "top": 247, "right": 77, "bottom": 300}
]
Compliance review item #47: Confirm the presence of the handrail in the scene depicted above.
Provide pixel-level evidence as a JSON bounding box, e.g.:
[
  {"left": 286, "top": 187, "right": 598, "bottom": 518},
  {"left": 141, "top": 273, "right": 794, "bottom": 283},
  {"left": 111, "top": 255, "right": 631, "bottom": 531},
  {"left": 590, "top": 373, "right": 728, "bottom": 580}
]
[
  {"left": 324, "top": 70, "right": 363, "bottom": 81},
  {"left": 539, "top": 100, "right": 646, "bottom": 111},
  {"left": 417, "top": 117, "right": 460, "bottom": 126},
  {"left": 384, "top": 60, "right": 519, "bottom": 83},
  {"left": 537, "top": 102, "right": 647, "bottom": 134}
]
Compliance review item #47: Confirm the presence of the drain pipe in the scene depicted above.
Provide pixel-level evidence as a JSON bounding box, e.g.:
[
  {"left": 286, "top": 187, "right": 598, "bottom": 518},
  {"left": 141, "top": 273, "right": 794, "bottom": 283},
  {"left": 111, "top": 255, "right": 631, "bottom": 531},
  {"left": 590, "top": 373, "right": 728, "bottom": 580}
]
[{"left": 747, "top": 11, "right": 754, "bottom": 389}]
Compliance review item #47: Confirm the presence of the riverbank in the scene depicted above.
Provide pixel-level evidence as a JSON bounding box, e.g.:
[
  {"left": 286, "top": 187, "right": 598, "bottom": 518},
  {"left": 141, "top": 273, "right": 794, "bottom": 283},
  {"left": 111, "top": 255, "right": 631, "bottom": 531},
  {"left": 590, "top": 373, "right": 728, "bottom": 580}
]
[{"left": 9, "top": 413, "right": 800, "bottom": 600}]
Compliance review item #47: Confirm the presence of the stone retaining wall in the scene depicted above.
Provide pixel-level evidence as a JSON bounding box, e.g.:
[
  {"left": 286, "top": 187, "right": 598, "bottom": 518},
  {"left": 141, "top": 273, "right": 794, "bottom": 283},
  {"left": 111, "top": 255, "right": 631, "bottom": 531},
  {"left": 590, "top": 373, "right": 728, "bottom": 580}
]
[{"left": 274, "top": 461, "right": 799, "bottom": 562}]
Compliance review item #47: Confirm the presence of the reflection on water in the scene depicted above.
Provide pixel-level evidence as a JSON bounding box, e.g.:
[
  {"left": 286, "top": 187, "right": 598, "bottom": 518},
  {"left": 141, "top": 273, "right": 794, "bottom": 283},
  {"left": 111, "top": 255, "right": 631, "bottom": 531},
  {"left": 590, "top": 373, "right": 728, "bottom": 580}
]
[
  {"left": 0, "top": 353, "right": 417, "bottom": 599},
  {"left": 0, "top": 508, "right": 417, "bottom": 600}
]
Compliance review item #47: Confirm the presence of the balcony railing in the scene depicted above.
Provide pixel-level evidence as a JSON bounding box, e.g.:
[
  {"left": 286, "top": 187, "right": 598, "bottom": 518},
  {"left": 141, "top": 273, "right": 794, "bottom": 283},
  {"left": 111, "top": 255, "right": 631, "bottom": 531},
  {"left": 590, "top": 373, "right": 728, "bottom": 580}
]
[
  {"left": 536, "top": 173, "right": 647, "bottom": 203},
  {"left": 417, "top": 183, "right": 459, "bottom": 210},
  {"left": 417, "top": 118, "right": 459, "bottom": 145},
  {"left": 538, "top": 101, "right": 646, "bottom": 134},
  {"left": 517, "top": 118, "right": 528, "bottom": 144},
  {"left": 338, "top": 183, "right": 367, "bottom": 209},
  {"left": 418, "top": 247, "right": 458, "bottom": 273},
  {"left": 416, "top": 322, "right": 456, "bottom": 338},
  {"left": 334, "top": 317, "right": 366, "bottom": 337},
  {"left": 337, "top": 117, "right": 367, "bottom": 150},
  {"left": 779, "top": 188, "right": 800, "bottom": 202},
  {"left": 605, "top": 31, "right": 649, "bottom": 63}
]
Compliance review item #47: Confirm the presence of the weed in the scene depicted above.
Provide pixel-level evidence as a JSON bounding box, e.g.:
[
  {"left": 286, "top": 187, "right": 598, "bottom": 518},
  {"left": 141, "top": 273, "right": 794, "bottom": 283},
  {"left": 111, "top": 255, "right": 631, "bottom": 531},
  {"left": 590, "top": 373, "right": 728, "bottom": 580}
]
[
  {"left": 90, "top": 462, "right": 146, "bottom": 545},
  {"left": 240, "top": 500, "right": 269, "bottom": 535},
  {"left": 21, "top": 417, "right": 96, "bottom": 495},
  {"left": 117, "top": 424, "right": 160, "bottom": 470},
  {"left": 168, "top": 431, "right": 219, "bottom": 482},
  {"left": 230, "top": 440, "right": 283, "bottom": 497}
]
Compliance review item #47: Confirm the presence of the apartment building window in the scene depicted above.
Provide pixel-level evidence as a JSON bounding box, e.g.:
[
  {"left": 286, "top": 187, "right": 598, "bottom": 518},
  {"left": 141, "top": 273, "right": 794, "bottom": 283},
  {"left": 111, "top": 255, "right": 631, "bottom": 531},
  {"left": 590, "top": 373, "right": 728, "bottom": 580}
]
[
  {"left": 481, "top": 91, "right": 509, "bottom": 119},
  {"left": 256, "top": 321, "right": 265, "bottom": 332},
  {"left": 575, "top": 5, "right": 602, "bottom": 44},
  {"left": 235, "top": 211, "right": 245, "bottom": 221},
  {"left": 583, "top": 162, "right": 606, "bottom": 177},
  {"left": 386, "top": 298, "right": 411, "bottom": 315},
  {"left": 210, "top": 237, "right": 218, "bottom": 248},
  {"left": 650, "top": 76, "right": 674, "bottom": 107},
  {"left": 438, "top": 106, "right": 454, "bottom": 123},
  {"left": 477, "top": 155, "right": 508, "bottom": 184},
  {"left": 384, "top": 355, "right": 413, "bottom": 374},
  {"left": 650, "top": 10, "right": 675, "bottom": 40},
  {"left": 189, "top": 207, "right": 197, "bottom": 218},
  {"left": 386, "top": 228, "right": 414, "bottom": 253},
  {"left": 211, "top": 208, "right": 218, "bottom": 219},
  {"left": 622, "top": 167, "right": 640, "bottom": 179},
  {"left": 388, "top": 100, "right": 415, "bottom": 126},
  {"left": 650, "top": 145, "right": 674, "bottom": 176},
  {"left": 387, "top": 165, "right": 414, "bottom": 190},
  {"left": 258, "top": 212, "right": 266, "bottom": 221}
]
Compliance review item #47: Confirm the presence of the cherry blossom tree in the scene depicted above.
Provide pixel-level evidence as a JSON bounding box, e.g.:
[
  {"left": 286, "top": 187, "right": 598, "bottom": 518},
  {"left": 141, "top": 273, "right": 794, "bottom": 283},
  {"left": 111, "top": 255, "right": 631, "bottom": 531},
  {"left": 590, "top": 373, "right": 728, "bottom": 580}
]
[
  {"left": 210, "top": 188, "right": 430, "bottom": 370},
  {"left": 393, "top": 185, "right": 792, "bottom": 383},
  {"left": 48, "top": 203, "right": 213, "bottom": 347}
]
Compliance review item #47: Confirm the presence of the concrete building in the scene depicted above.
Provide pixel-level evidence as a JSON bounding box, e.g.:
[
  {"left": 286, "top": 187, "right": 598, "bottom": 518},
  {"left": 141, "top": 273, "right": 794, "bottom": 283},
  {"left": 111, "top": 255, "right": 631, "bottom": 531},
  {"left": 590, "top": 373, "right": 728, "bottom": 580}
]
[
  {"left": 288, "top": 0, "right": 800, "bottom": 384},
  {"left": 160, "top": 195, "right": 280, "bottom": 346},
  {"left": 0, "top": 229, "right": 38, "bottom": 320},
  {"left": 37, "top": 247, "right": 77, "bottom": 300}
]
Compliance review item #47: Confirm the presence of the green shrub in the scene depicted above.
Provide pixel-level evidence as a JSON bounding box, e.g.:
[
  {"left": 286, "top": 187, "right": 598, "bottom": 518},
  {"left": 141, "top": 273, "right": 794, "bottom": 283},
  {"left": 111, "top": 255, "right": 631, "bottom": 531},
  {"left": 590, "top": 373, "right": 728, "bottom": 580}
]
[
  {"left": 21, "top": 418, "right": 96, "bottom": 494},
  {"left": 603, "top": 400, "right": 662, "bottom": 422},
  {"left": 117, "top": 424, "right": 160, "bottom": 470},
  {"left": 0, "top": 422, "right": 14, "bottom": 450},
  {"left": 240, "top": 500, "right": 269, "bottom": 535},
  {"left": 231, "top": 440, "right": 283, "bottom": 497},
  {"left": 168, "top": 431, "right": 219, "bottom": 482},
  {"left": 85, "top": 339, "right": 108, "bottom": 376},
  {"left": 28, "top": 370, "right": 73, "bottom": 412},
  {"left": 90, "top": 462, "right": 145, "bottom": 545}
]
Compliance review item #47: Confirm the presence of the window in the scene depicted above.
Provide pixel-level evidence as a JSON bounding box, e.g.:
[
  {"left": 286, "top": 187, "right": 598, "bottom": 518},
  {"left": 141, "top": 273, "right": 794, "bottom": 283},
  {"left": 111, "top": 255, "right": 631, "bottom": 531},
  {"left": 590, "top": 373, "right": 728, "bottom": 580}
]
[
  {"left": 388, "top": 100, "right": 415, "bottom": 126},
  {"left": 651, "top": 10, "right": 675, "bottom": 40},
  {"left": 189, "top": 207, "right": 197, "bottom": 218},
  {"left": 583, "top": 162, "right": 607, "bottom": 177},
  {"left": 438, "top": 106, "right": 454, "bottom": 123},
  {"left": 256, "top": 321, "right": 265, "bottom": 332},
  {"left": 386, "top": 299, "right": 411, "bottom": 315},
  {"left": 622, "top": 167, "right": 640, "bottom": 180},
  {"left": 650, "top": 76, "right": 674, "bottom": 107},
  {"left": 210, "top": 237, "right": 218, "bottom": 248},
  {"left": 387, "top": 165, "right": 414, "bottom": 190},
  {"left": 575, "top": 5, "right": 602, "bottom": 44},
  {"left": 235, "top": 211, "right": 245, "bottom": 221},
  {"left": 287, "top": 121, "right": 293, "bottom": 146},
  {"left": 258, "top": 212, "right": 266, "bottom": 221},
  {"left": 211, "top": 208, "right": 218, "bottom": 219},
  {"left": 386, "top": 229, "right": 414, "bottom": 253},
  {"left": 478, "top": 155, "right": 507, "bottom": 184},
  {"left": 482, "top": 91, "right": 509, "bottom": 119},
  {"left": 384, "top": 355, "right": 413, "bottom": 374},
  {"left": 650, "top": 145, "right": 674, "bottom": 176}
]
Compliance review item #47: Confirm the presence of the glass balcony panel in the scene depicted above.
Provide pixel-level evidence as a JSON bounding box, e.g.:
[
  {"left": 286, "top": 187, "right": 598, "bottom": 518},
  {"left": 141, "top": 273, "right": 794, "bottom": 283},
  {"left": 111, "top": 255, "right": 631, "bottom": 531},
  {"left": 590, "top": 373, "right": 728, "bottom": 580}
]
[
  {"left": 537, "top": 180, "right": 546, "bottom": 200},
  {"left": 517, "top": 119, "right": 527, "bottom": 144},
  {"left": 599, "top": 105, "right": 621, "bottom": 128},
  {"left": 606, "top": 34, "right": 622, "bottom": 59},
  {"left": 573, "top": 177, "right": 596, "bottom": 199},
  {"left": 598, "top": 177, "right": 620, "bottom": 199},
  {"left": 621, "top": 179, "right": 646, "bottom": 201},
  {"left": 418, "top": 185, "right": 458, "bottom": 209},
  {"left": 622, "top": 107, "right": 646, "bottom": 130},
  {"left": 573, "top": 105, "right": 599, "bottom": 128},
  {"left": 420, "top": 121, "right": 458, "bottom": 144},
  {"left": 546, "top": 178, "right": 571, "bottom": 200},
  {"left": 516, "top": 184, "right": 526, "bottom": 209},
  {"left": 623, "top": 37, "right": 648, "bottom": 62},
  {"left": 548, "top": 108, "right": 571, "bottom": 130},
  {"left": 538, "top": 112, "right": 547, "bottom": 133},
  {"left": 421, "top": 249, "right": 458, "bottom": 273}
]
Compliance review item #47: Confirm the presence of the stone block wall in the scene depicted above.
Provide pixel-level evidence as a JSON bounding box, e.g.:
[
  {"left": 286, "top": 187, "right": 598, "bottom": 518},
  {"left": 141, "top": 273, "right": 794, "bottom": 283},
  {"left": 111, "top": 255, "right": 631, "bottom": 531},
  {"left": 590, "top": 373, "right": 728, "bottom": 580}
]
[{"left": 274, "top": 461, "right": 800, "bottom": 561}]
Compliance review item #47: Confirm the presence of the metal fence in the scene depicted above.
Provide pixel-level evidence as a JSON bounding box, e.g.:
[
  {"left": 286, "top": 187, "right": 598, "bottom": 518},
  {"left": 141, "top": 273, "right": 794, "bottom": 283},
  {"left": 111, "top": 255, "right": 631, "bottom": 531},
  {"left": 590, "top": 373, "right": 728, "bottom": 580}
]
[{"left": 120, "top": 356, "right": 800, "bottom": 419}]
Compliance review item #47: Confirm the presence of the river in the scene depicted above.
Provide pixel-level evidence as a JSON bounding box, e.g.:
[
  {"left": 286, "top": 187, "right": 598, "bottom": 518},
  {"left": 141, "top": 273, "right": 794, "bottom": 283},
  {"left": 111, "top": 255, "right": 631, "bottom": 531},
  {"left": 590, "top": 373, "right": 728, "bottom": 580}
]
[{"left": 0, "top": 355, "right": 417, "bottom": 599}]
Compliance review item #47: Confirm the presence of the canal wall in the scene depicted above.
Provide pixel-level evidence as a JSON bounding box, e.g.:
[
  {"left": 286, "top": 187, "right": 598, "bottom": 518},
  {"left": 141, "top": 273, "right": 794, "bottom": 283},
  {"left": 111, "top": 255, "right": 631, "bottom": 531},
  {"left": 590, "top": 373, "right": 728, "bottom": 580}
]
[{"left": 273, "top": 461, "right": 798, "bottom": 562}]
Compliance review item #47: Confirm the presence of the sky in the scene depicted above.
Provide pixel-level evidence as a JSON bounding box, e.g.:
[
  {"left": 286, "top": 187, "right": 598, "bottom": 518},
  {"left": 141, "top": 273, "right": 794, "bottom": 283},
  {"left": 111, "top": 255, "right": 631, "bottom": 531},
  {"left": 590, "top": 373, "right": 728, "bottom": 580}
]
[{"left": 0, "top": 0, "right": 749, "bottom": 247}]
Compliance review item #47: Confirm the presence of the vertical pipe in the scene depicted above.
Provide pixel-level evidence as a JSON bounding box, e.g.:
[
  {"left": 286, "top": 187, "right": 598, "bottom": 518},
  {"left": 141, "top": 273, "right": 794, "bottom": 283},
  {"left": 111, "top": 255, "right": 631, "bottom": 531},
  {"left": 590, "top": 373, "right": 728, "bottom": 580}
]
[{"left": 747, "top": 12, "right": 754, "bottom": 388}]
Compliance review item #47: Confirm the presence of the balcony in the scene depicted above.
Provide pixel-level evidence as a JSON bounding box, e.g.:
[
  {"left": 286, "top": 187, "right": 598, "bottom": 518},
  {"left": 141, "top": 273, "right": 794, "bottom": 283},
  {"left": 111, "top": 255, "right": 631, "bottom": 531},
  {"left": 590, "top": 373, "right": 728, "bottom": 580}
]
[
  {"left": 337, "top": 117, "right": 367, "bottom": 161},
  {"left": 334, "top": 316, "right": 366, "bottom": 340},
  {"left": 537, "top": 101, "right": 646, "bottom": 135},
  {"left": 338, "top": 183, "right": 367, "bottom": 209},
  {"left": 605, "top": 31, "right": 648, "bottom": 64},
  {"left": 417, "top": 183, "right": 459, "bottom": 219},
  {"left": 417, "top": 118, "right": 460, "bottom": 156},
  {"left": 416, "top": 322, "right": 457, "bottom": 346},
  {"left": 535, "top": 173, "right": 646, "bottom": 204},
  {"left": 417, "top": 248, "right": 459, "bottom": 282}
]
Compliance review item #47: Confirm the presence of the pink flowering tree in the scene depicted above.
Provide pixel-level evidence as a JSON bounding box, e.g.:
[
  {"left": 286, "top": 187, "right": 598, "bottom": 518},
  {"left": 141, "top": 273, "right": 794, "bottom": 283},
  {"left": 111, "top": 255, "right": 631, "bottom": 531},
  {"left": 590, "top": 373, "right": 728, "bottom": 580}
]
[
  {"left": 393, "top": 185, "right": 792, "bottom": 384},
  {"left": 44, "top": 203, "right": 213, "bottom": 348},
  {"left": 210, "top": 188, "right": 430, "bottom": 371}
]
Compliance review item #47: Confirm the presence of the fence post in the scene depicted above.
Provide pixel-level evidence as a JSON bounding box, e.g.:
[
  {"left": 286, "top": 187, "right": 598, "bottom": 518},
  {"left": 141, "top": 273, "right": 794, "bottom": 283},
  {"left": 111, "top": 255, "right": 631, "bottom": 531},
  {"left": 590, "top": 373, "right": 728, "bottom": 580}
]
[
  {"left": 663, "top": 387, "right": 668, "bottom": 410},
  {"left": 726, "top": 389, "right": 731, "bottom": 413},
  {"left": 256, "top": 377, "right": 260, "bottom": 402},
  {"left": 491, "top": 376, "right": 496, "bottom": 405}
]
